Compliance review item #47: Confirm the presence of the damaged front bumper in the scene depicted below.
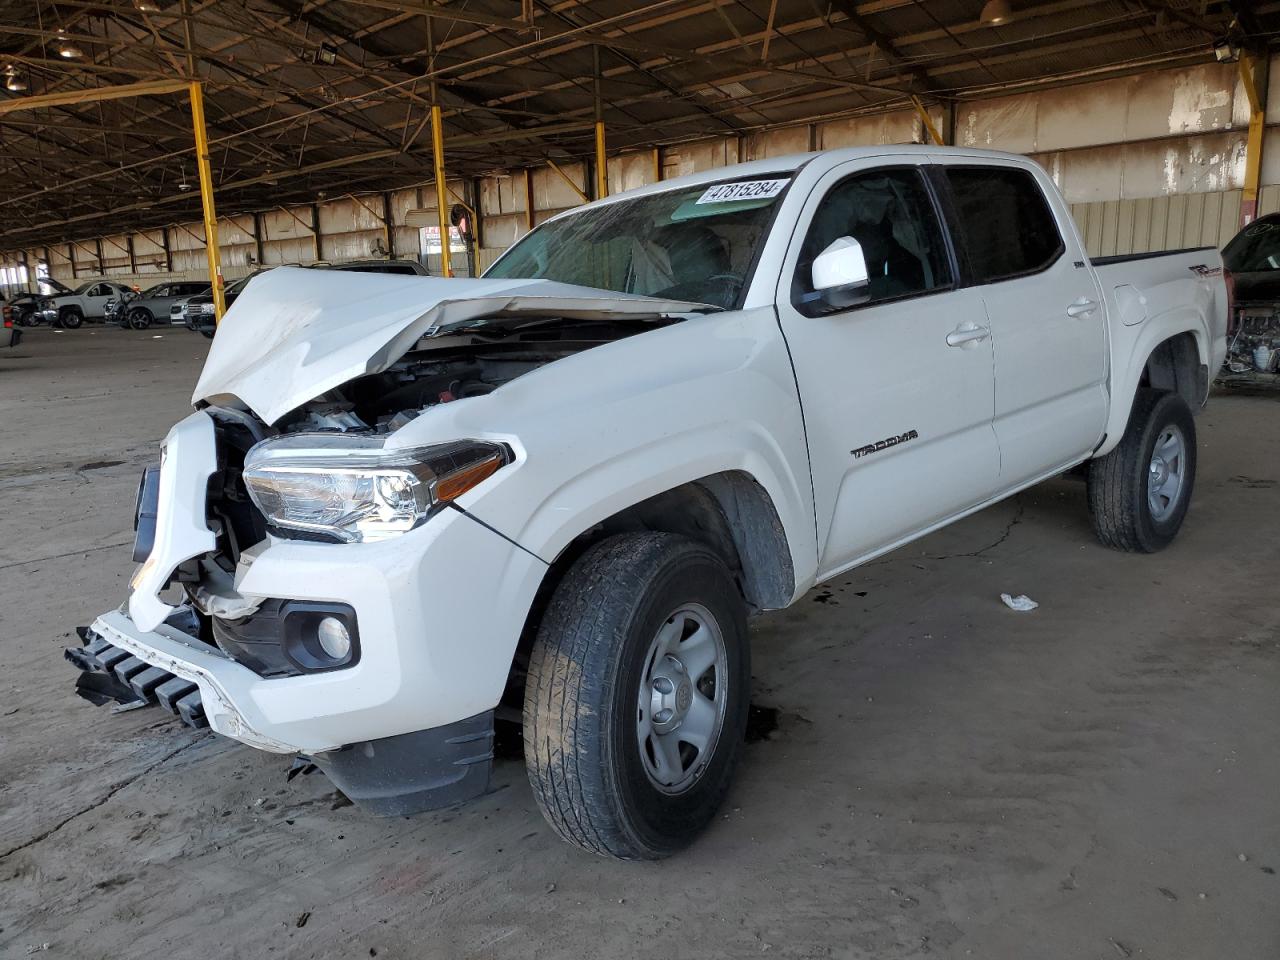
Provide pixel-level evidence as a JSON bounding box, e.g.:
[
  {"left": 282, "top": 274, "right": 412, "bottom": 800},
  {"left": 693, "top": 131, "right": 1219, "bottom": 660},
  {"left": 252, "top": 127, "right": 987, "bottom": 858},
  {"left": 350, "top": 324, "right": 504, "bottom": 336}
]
[
  {"left": 68, "top": 408, "right": 549, "bottom": 813},
  {"left": 69, "top": 607, "right": 295, "bottom": 751}
]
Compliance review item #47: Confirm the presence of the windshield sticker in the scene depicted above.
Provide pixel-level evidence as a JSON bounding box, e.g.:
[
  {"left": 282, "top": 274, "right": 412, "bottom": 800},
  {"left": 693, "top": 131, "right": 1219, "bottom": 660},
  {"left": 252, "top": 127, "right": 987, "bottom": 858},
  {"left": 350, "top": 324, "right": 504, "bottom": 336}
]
[{"left": 695, "top": 179, "right": 788, "bottom": 204}]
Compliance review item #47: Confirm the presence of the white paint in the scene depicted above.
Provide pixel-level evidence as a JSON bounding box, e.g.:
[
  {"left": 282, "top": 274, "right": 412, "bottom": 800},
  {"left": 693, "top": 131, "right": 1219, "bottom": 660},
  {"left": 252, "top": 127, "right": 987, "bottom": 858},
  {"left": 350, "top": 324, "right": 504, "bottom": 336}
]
[{"left": 95, "top": 146, "right": 1229, "bottom": 763}]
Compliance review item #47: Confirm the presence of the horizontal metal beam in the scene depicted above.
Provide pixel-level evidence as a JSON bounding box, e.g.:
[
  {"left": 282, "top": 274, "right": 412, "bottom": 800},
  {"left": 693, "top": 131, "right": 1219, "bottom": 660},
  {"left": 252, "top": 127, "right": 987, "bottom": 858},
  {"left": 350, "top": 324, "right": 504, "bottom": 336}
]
[{"left": 0, "top": 79, "right": 191, "bottom": 115}]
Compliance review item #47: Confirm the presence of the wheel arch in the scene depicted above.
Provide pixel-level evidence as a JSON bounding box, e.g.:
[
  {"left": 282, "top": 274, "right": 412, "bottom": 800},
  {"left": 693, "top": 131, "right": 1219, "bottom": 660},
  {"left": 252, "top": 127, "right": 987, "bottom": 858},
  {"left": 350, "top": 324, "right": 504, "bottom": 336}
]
[
  {"left": 499, "top": 470, "right": 796, "bottom": 715},
  {"left": 1098, "top": 320, "right": 1208, "bottom": 458}
]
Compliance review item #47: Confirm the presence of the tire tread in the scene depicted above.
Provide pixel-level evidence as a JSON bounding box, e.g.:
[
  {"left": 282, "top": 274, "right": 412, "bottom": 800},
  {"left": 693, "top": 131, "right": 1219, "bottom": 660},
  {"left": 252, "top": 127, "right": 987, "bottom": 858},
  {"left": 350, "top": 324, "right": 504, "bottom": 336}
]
[{"left": 523, "top": 532, "right": 740, "bottom": 860}]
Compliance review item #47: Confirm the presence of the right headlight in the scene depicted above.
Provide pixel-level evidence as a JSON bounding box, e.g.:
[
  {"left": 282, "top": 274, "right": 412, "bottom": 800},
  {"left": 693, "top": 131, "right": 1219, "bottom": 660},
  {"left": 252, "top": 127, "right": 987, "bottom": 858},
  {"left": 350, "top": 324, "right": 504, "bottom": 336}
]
[{"left": 242, "top": 434, "right": 509, "bottom": 543}]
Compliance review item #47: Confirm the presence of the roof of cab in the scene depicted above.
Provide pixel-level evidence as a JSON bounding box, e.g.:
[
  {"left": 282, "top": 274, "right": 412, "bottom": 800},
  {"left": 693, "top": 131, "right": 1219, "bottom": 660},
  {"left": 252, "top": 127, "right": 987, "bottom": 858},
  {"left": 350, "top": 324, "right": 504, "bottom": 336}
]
[{"left": 557, "top": 144, "right": 1038, "bottom": 212}]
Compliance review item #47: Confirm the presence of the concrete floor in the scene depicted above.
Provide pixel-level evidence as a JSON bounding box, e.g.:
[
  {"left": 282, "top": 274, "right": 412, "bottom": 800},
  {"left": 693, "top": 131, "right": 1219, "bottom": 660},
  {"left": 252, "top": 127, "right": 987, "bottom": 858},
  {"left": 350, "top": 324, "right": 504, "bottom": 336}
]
[{"left": 2, "top": 326, "right": 1277, "bottom": 960}]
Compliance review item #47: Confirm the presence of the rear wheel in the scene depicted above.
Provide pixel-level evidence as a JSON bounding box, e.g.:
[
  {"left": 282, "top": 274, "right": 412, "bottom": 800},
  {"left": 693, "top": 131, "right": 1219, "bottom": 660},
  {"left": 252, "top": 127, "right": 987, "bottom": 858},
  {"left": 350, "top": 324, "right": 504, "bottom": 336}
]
[
  {"left": 126, "top": 307, "right": 153, "bottom": 330},
  {"left": 1087, "top": 388, "right": 1196, "bottom": 552},
  {"left": 58, "top": 306, "right": 83, "bottom": 329},
  {"left": 523, "top": 532, "right": 750, "bottom": 860}
]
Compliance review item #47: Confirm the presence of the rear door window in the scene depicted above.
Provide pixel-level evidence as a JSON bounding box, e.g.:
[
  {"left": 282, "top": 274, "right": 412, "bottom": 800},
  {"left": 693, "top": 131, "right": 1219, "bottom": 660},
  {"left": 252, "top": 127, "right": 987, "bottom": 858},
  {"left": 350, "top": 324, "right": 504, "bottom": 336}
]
[{"left": 943, "top": 166, "right": 1064, "bottom": 283}]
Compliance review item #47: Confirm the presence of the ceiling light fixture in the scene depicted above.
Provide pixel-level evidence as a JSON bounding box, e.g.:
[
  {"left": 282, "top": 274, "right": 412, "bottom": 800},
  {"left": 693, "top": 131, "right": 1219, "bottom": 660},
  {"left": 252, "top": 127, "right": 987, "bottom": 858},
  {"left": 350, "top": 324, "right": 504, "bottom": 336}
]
[
  {"left": 979, "top": 0, "right": 1013, "bottom": 26},
  {"left": 314, "top": 42, "right": 338, "bottom": 66},
  {"left": 55, "top": 31, "right": 83, "bottom": 59}
]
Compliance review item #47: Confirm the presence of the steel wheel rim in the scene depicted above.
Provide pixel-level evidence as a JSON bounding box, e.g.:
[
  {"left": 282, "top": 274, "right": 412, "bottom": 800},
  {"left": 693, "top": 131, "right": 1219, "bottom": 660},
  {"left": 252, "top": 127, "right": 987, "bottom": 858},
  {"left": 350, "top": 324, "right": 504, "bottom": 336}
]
[
  {"left": 1147, "top": 424, "right": 1186, "bottom": 522},
  {"left": 635, "top": 602, "right": 729, "bottom": 795}
]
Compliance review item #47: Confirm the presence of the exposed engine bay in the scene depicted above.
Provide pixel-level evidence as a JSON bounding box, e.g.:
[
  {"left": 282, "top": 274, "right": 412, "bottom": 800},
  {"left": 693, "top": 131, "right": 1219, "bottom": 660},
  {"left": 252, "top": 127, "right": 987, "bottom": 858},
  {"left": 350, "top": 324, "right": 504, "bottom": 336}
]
[
  {"left": 1222, "top": 306, "right": 1280, "bottom": 379},
  {"left": 279, "top": 316, "right": 665, "bottom": 434},
  {"left": 188, "top": 316, "right": 668, "bottom": 616}
]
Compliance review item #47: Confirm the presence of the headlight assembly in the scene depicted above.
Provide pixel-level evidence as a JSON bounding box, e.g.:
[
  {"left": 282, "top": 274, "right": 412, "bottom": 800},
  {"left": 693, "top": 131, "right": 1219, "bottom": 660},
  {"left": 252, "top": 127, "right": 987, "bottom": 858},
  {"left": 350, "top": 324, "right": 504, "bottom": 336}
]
[{"left": 242, "top": 434, "right": 509, "bottom": 543}]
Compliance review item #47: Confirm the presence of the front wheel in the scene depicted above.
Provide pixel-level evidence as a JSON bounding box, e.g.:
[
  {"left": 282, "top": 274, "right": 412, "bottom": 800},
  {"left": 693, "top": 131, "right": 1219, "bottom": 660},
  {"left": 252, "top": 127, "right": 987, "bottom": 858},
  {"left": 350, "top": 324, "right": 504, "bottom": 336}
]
[
  {"left": 58, "top": 306, "right": 83, "bottom": 329},
  {"left": 126, "top": 307, "right": 152, "bottom": 330},
  {"left": 523, "top": 532, "right": 750, "bottom": 860},
  {"left": 1087, "top": 388, "right": 1197, "bottom": 552}
]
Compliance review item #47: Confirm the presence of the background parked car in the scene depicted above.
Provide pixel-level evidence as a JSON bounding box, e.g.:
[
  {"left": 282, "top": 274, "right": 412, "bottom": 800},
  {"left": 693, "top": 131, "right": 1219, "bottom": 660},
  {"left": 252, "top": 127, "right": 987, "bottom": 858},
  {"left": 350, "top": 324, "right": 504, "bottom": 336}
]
[
  {"left": 184, "top": 270, "right": 268, "bottom": 338},
  {"left": 1221, "top": 213, "right": 1280, "bottom": 378},
  {"left": 45, "top": 280, "right": 135, "bottom": 328},
  {"left": 106, "top": 281, "right": 211, "bottom": 329}
]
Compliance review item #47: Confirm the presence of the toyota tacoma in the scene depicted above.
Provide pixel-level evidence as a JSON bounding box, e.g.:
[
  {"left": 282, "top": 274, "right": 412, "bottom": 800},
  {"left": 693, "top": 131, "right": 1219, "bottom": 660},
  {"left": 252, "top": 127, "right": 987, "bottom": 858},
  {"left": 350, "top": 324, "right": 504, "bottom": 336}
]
[{"left": 68, "top": 147, "right": 1229, "bottom": 860}]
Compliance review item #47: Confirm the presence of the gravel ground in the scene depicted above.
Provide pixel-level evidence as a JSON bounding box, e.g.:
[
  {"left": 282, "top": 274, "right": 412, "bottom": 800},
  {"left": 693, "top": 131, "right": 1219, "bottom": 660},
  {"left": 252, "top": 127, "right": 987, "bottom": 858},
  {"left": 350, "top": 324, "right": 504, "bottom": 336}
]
[{"left": 2, "top": 326, "right": 1277, "bottom": 959}]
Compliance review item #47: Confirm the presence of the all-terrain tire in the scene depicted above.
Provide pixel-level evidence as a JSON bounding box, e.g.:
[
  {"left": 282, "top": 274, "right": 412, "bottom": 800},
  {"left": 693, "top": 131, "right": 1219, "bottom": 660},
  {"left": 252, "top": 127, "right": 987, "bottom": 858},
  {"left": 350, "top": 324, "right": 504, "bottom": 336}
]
[
  {"left": 523, "top": 532, "right": 750, "bottom": 860},
  {"left": 1087, "top": 388, "right": 1196, "bottom": 552},
  {"left": 59, "top": 306, "right": 83, "bottom": 329}
]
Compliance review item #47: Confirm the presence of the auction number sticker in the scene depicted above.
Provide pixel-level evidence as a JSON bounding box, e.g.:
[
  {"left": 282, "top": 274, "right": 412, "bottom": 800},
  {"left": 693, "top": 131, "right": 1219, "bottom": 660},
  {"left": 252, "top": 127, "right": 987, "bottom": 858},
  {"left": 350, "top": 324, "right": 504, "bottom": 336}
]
[{"left": 695, "top": 179, "right": 789, "bottom": 204}]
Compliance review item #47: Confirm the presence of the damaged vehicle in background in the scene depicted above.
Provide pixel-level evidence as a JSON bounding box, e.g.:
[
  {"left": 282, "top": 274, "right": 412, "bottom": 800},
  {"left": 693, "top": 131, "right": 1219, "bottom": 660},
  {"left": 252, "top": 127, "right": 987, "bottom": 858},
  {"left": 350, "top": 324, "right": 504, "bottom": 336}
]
[
  {"left": 1220, "top": 213, "right": 1280, "bottom": 381},
  {"left": 67, "top": 147, "right": 1228, "bottom": 860},
  {"left": 43, "top": 279, "right": 135, "bottom": 328},
  {"left": 7, "top": 276, "right": 73, "bottom": 326},
  {"left": 107, "top": 281, "right": 211, "bottom": 329}
]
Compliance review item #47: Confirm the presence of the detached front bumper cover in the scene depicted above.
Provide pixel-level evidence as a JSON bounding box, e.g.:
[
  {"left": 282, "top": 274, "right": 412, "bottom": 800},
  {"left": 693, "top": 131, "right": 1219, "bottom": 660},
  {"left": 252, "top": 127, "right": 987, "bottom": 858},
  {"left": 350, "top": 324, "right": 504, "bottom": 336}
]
[{"left": 66, "top": 621, "right": 207, "bottom": 728}]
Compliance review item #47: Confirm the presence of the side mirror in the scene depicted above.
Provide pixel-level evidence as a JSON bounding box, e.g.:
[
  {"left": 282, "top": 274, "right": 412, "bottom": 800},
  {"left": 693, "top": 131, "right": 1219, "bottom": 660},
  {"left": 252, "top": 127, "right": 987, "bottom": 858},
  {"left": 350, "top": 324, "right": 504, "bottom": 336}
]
[{"left": 811, "top": 236, "right": 870, "bottom": 310}]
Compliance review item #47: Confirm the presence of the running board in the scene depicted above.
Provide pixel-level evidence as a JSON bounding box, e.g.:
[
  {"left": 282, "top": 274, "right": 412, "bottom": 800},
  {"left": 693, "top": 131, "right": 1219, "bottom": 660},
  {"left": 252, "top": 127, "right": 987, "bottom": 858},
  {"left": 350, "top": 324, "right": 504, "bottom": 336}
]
[{"left": 65, "top": 625, "right": 207, "bottom": 729}]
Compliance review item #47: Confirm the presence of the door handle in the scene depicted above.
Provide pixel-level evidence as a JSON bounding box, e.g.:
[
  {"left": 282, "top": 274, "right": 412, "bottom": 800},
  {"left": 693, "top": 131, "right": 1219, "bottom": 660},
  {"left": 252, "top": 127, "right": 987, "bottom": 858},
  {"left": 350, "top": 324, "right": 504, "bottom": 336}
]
[
  {"left": 946, "top": 324, "right": 991, "bottom": 348},
  {"left": 1066, "top": 297, "right": 1099, "bottom": 318}
]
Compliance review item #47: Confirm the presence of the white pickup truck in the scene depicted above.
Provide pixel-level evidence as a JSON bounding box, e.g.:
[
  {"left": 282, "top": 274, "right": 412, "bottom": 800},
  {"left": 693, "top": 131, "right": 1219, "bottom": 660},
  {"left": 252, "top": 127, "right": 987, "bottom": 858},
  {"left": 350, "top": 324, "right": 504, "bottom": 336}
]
[{"left": 69, "top": 147, "right": 1228, "bottom": 860}]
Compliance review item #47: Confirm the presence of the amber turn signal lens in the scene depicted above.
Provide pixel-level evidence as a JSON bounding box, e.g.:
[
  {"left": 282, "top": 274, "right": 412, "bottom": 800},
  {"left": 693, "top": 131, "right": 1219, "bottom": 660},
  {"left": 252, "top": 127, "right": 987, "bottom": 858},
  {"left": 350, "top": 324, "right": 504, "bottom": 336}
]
[{"left": 433, "top": 454, "right": 504, "bottom": 503}]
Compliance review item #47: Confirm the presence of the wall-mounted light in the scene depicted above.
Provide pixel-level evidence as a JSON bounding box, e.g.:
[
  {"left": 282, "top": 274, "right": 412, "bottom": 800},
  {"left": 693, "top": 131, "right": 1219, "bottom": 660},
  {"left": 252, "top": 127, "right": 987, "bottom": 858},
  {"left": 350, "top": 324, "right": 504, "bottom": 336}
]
[
  {"left": 314, "top": 42, "right": 338, "bottom": 66},
  {"left": 1212, "top": 37, "right": 1240, "bottom": 63},
  {"left": 979, "top": 0, "right": 1013, "bottom": 25}
]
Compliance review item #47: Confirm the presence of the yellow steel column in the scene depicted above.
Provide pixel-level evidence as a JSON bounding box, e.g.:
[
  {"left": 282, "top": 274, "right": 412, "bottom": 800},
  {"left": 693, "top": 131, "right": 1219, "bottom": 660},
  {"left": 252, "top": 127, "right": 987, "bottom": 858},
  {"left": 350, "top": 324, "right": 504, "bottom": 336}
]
[
  {"left": 188, "top": 80, "right": 225, "bottom": 321},
  {"left": 427, "top": 13, "right": 452, "bottom": 278},
  {"left": 595, "top": 122, "right": 607, "bottom": 199},
  {"left": 910, "top": 95, "right": 945, "bottom": 146},
  {"left": 1239, "top": 52, "right": 1268, "bottom": 227},
  {"left": 430, "top": 104, "right": 452, "bottom": 278},
  {"left": 593, "top": 46, "right": 607, "bottom": 200}
]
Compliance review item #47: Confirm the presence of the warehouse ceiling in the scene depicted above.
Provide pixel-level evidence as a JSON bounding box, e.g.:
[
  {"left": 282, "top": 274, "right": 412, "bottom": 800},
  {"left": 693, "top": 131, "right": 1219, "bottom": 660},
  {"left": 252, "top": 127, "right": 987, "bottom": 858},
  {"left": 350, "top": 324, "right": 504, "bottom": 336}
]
[{"left": 0, "top": 0, "right": 1270, "bottom": 248}]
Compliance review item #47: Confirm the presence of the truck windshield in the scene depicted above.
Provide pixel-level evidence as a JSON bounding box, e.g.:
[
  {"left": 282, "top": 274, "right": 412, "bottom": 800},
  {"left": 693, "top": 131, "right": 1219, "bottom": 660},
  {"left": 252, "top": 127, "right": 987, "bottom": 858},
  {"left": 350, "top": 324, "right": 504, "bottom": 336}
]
[
  {"left": 485, "top": 176, "right": 792, "bottom": 308},
  {"left": 1224, "top": 219, "right": 1280, "bottom": 273}
]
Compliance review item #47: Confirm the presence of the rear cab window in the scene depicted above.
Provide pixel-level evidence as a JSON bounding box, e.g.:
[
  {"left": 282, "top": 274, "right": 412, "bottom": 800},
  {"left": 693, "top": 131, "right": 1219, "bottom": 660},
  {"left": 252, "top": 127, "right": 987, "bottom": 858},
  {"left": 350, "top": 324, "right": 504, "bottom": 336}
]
[{"left": 942, "top": 166, "right": 1065, "bottom": 284}]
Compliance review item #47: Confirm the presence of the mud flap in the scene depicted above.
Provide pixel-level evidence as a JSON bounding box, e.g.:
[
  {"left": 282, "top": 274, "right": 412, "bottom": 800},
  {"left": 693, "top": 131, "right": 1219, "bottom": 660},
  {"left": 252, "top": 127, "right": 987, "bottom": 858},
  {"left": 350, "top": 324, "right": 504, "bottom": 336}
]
[
  {"left": 311, "top": 710, "right": 495, "bottom": 816},
  {"left": 65, "top": 625, "right": 208, "bottom": 728}
]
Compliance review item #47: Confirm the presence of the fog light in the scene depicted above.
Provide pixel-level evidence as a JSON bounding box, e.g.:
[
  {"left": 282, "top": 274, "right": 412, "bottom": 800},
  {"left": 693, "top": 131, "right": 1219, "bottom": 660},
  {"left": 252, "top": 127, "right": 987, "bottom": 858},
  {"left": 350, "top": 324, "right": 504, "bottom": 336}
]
[{"left": 316, "top": 616, "right": 352, "bottom": 661}]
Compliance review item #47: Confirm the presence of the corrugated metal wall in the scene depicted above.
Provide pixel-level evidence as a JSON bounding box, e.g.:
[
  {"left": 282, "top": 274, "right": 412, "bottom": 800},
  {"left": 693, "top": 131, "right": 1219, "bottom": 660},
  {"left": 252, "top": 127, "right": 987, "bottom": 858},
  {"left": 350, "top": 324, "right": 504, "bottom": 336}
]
[{"left": 4, "top": 56, "right": 1277, "bottom": 289}]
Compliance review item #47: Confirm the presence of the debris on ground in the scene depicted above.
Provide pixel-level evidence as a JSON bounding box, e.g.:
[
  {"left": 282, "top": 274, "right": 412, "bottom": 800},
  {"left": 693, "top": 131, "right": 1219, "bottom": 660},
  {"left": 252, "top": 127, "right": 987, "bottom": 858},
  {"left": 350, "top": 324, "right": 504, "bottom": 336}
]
[{"left": 1000, "top": 593, "right": 1039, "bottom": 612}]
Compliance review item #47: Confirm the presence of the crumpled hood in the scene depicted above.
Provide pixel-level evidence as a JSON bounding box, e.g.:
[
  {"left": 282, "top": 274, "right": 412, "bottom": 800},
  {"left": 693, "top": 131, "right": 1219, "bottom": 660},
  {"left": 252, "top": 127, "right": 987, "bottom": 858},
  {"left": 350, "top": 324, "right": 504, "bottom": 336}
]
[{"left": 192, "top": 266, "right": 712, "bottom": 424}]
